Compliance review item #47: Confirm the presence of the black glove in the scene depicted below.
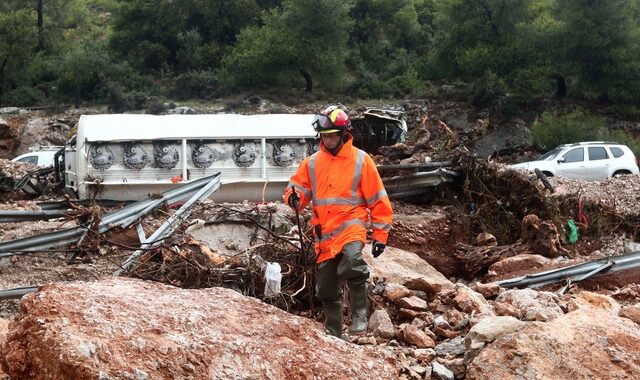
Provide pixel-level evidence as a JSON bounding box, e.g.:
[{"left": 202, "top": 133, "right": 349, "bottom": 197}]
[
  {"left": 288, "top": 188, "right": 300, "bottom": 209},
  {"left": 372, "top": 240, "right": 385, "bottom": 258}
]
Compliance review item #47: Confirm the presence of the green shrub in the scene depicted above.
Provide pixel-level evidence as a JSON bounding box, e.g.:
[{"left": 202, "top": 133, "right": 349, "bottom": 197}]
[
  {"left": 384, "top": 69, "right": 423, "bottom": 97},
  {"left": 509, "top": 67, "right": 555, "bottom": 101},
  {"left": 609, "top": 104, "right": 640, "bottom": 121},
  {"left": 470, "top": 70, "right": 507, "bottom": 108},
  {"left": 531, "top": 109, "right": 605, "bottom": 150},
  {"left": 145, "top": 96, "right": 168, "bottom": 115},
  {"left": 171, "top": 70, "right": 220, "bottom": 100},
  {"left": 495, "top": 96, "right": 524, "bottom": 117},
  {"left": 106, "top": 82, "right": 146, "bottom": 113},
  {"left": 1, "top": 86, "right": 46, "bottom": 106},
  {"left": 606, "top": 129, "right": 640, "bottom": 158},
  {"left": 348, "top": 71, "right": 390, "bottom": 99}
]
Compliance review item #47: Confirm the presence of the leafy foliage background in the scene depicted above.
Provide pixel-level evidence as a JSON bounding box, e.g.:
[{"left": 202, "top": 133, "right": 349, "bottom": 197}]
[{"left": 2, "top": 0, "right": 640, "bottom": 110}]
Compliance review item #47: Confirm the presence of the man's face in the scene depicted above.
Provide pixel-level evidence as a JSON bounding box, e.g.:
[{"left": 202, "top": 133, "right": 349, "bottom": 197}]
[{"left": 320, "top": 132, "right": 342, "bottom": 150}]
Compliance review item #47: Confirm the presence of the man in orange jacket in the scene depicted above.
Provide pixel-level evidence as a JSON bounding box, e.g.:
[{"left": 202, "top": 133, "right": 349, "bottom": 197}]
[{"left": 284, "top": 106, "right": 393, "bottom": 339}]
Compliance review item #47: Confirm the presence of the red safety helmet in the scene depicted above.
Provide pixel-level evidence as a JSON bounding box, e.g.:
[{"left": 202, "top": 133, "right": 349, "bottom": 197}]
[{"left": 312, "top": 107, "right": 351, "bottom": 134}]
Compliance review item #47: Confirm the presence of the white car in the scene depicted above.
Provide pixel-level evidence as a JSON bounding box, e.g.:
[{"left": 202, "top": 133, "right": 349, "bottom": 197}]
[
  {"left": 11, "top": 148, "right": 62, "bottom": 167},
  {"left": 509, "top": 141, "right": 639, "bottom": 181}
]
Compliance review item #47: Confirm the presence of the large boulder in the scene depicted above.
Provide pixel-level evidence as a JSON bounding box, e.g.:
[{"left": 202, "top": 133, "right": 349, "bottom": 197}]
[
  {"left": 363, "top": 245, "right": 453, "bottom": 293},
  {"left": 15, "top": 118, "right": 69, "bottom": 155},
  {"left": 473, "top": 121, "right": 530, "bottom": 158},
  {"left": 1, "top": 278, "right": 399, "bottom": 379},
  {"left": 466, "top": 308, "right": 640, "bottom": 379},
  {"left": 620, "top": 305, "right": 640, "bottom": 325},
  {"left": 453, "top": 284, "right": 493, "bottom": 316}
]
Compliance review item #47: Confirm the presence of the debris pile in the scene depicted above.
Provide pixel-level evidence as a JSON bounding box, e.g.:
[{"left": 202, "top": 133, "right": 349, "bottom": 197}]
[
  {"left": 118, "top": 202, "right": 318, "bottom": 312},
  {"left": 454, "top": 213, "right": 564, "bottom": 278},
  {"left": 0, "top": 160, "right": 39, "bottom": 195},
  {"left": 549, "top": 173, "right": 640, "bottom": 219}
]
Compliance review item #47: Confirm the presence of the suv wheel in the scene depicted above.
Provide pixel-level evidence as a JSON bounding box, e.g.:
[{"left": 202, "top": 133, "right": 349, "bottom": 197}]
[{"left": 612, "top": 170, "right": 632, "bottom": 177}]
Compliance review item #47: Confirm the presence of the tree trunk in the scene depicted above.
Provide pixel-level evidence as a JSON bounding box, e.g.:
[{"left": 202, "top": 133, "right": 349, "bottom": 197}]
[
  {"left": 37, "top": 0, "right": 44, "bottom": 51},
  {"left": 74, "top": 84, "right": 81, "bottom": 108},
  {"left": 299, "top": 68, "right": 313, "bottom": 93},
  {"left": 0, "top": 57, "right": 7, "bottom": 99},
  {"left": 551, "top": 74, "right": 567, "bottom": 98}
]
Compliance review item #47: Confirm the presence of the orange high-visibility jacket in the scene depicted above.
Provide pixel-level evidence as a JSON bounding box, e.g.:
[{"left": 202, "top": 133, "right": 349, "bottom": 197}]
[{"left": 284, "top": 134, "right": 393, "bottom": 263}]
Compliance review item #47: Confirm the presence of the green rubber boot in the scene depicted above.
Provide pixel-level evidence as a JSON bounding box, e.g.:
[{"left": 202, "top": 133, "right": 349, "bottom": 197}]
[
  {"left": 348, "top": 283, "right": 368, "bottom": 334},
  {"left": 323, "top": 301, "right": 343, "bottom": 339}
]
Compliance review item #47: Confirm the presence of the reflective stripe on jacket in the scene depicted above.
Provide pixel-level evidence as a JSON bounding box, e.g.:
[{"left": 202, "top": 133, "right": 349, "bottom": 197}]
[{"left": 284, "top": 134, "right": 393, "bottom": 263}]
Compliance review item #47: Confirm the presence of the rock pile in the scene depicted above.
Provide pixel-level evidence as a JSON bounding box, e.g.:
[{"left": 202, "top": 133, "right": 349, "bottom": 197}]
[
  {"left": 0, "top": 159, "right": 38, "bottom": 196},
  {"left": 549, "top": 173, "right": 640, "bottom": 216}
]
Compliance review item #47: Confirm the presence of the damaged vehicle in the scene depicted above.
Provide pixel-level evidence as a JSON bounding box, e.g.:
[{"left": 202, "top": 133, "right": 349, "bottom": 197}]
[
  {"left": 11, "top": 146, "right": 63, "bottom": 167},
  {"left": 48, "top": 110, "right": 407, "bottom": 202},
  {"left": 350, "top": 108, "right": 407, "bottom": 154},
  {"left": 10, "top": 146, "right": 65, "bottom": 196}
]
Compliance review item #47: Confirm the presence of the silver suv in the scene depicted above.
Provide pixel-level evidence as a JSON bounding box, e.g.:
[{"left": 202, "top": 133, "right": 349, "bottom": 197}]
[{"left": 509, "top": 141, "right": 639, "bottom": 181}]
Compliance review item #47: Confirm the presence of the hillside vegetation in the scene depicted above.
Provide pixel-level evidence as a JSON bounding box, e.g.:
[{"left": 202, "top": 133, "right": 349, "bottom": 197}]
[{"left": 1, "top": 0, "right": 640, "bottom": 119}]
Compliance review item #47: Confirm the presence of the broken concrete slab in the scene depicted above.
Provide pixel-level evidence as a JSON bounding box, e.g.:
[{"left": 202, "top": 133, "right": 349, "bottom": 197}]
[
  {"left": 187, "top": 203, "right": 293, "bottom": 256},
  {"left": 1, "top": 278, "right": 399, "bottom": 379}
]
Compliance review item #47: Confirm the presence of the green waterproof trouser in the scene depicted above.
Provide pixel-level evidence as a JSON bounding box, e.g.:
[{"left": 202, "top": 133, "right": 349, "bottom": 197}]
[{"left": 315, "top": 241, "right": 369, "bottom": 303}]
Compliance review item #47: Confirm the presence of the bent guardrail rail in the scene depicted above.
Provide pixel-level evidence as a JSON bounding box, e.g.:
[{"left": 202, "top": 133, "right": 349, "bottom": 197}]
[
  {"left": 0, "top": 173, "right": 221, "bottom": 257},
  {"left": 494, "top": 250, "right": 640, "bottom": 289}
]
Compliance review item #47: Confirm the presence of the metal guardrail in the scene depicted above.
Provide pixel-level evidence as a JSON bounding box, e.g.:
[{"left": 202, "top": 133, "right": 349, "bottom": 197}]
[
  {"left": 115, "top": 174, "right": 221, "bottom": 275},
  {"left": 0, "top": 286, "right": 39, "bottom": 300},
  {"left": 383, "top": 167, "right": 460, "bottom": 198},
  {"left": 494, "top": 250, "right": 640, "bottom": 289},
  {"left": 0, "top": 209, "right": 78, "bottom": 223},
  {"left": 377, "top": 161, "right": 453, "bottom": 172},
  {"left": 0, "top": 173, "right": 222, "bottom": 256}
]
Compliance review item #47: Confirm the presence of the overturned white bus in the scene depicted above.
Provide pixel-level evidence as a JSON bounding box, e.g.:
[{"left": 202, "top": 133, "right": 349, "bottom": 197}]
[
  {"left": 57, "top": 111, "right": 407, "bottom": 202},
  {"left": 62, "top": 114, "right": 321, "bottom": 202}
]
